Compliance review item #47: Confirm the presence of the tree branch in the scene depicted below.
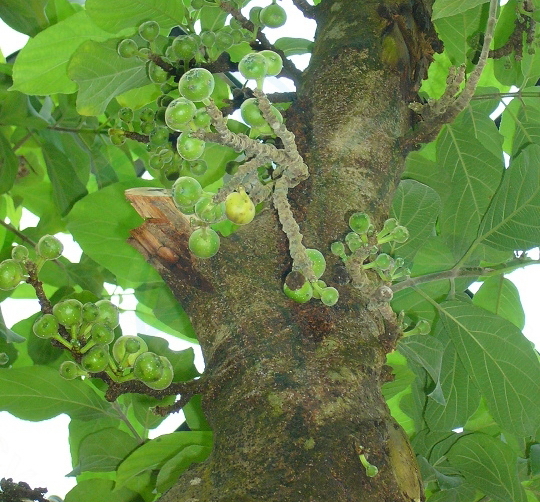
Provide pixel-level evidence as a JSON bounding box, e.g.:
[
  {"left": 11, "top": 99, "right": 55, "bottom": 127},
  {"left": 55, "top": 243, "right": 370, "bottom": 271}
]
[
  {"left": 0, "top": 219, "right": 35, "bottom": 247},
  {"left": 291, "top": 0, "right": 316, "bottom": 19}
]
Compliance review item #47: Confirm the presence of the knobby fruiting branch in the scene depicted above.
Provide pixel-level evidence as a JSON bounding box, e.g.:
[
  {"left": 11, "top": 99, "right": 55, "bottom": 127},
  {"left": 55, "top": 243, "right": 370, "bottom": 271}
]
[{"left": 404, "top": 0, "right": 499, "bottom": 148}]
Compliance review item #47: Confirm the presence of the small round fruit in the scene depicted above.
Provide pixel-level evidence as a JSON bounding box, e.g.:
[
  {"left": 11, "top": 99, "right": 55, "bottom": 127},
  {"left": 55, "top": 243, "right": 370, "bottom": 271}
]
[
  {"left": 349, "top": 212, "right": 371, "bottom": 234},
  {"left": 215, "top": 31, "right": 234, "bottom": 51},
  {"left": 133, "top": 351, "right": 164, "bottom": 382},
  {"left": 165, "top": 98, "right": 197, "bottom": 131},
  {"left": 195, "top": 194, "right": 225, "bottom": 223},
  {"left": 37, "top": 235, "right": 63, "bottom": 260},
  {"left": 33, "top": 314, "right": 59, "bottom": 339},
  {"left": 320, "top": 286, "right": 339, "bottom": 306},
  {"left": 374, "top": 253, "right": 392, "bottom": 270},
  {"left": 240, "top": 98, "right": 267, "bottom": 127},
  {"left": 260, "top": 50, "right": 283, "bottom": 76},
  {"left": 117, "top": 38, "right": 138, "bottom": 58},
  {"left": 225, "top": 189, "right": 255, "bottom": 225},
  {"left": 193, "top": 108, "right": 211, "bottom": 129},
  {"left": 190, "top": 159, "right": 208, "bottom": 176},
  {"left": 59, "top": 361, "right": 82, "bottom": 380},
  {"left": 189, "top": 228, "right": 220, "bottom": 258},
  {"left": 90, "top": 323, "right": 114, "bottom": 345},
  {"left": 171, "top": 35, "right": 199, "bottom": 60},
  {"left": 177, "top": 132, "right": 206, "bottom": 160},
  {"left": 147, "top": 61, "right": 169, "bottom": 83},
  {"left": 283, "top": 280, "right": 313, "bottom": 303},
  {"left": 260, "top": 2, "right": 287, "bottom": 28},
  {"left": 238, "top": 53, "right": 268, "bottom": 81},
  {"left": 81, "top": 344, "right": 110, "bottom": 373},
  {"left": 179, "top": 68, "right": 215, "bottom": 102},
  {"left": 138, "top": 20, "right": 160, "bottom": 42},
  {"left": 306, "top": 248, "right": 326, "bottom": 279},
  {"left": 11, "top": 245, "right": 29, "bottom": 261},
  {"left": 118, "top": 107, "right": 134, "bottom": 123},
  {"left": 0, "top": 259, "right": 25, "bottom": 290},
  {"left": 95, "top": 299, "right": 119, "bottom": 329},
  {"left": 249, "top": 6, "right": 263, "bottom": 23},
  {"left": 82, "top": 302, "right": 99, "bottom": 323},
  {"left": 113, "top": 335, "right": 148, "bottom": 367},
  {"left": 52, "top": 299, "right": 83, "bottom": 327},
  {"left": 200, "top": 31, "right": 216, "bottom": 47},
  {"left": 144, "top": 356, "right": 174, "bottom": 389},
  {"left": 149, "top": 126, "right": 170, "bottom": 145},
  {"left": 390, "top": 226, "right": 410, "bottom": 243},
  {"left": 140, "top": 107, "right": 155, "bottom": 122},
  {"left": 172, "top": 176, "right": 203, "bottom": 207}
]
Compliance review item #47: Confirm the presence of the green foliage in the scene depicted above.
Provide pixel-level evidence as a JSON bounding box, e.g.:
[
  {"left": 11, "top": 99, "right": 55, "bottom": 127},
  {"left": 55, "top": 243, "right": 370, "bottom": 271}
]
[{"left": 1, "top": 0, "right": 540, "bottom": 500}]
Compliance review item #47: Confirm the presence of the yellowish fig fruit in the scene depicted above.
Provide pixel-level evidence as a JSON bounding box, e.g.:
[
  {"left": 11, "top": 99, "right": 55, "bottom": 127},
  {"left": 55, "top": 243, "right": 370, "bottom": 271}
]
[{"left": 225, "top": 188, "right": 255, "bottom": 225}]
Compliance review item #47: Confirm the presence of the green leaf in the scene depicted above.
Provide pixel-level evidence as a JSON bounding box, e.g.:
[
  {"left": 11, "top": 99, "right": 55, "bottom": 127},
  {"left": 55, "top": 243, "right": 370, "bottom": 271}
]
[
  {"left": 0, "top": 0, "right": 49, "bottom": 36},
  {"left": 156, "top": 445, "right": 211, "bottom": 492},
  {"left": 390, "top": 179, "right": 441, "bottom": 261},
  {"left": 447, "top": 433, "right": 527, "bottom": 502},
  {"left": 116, "top": 431, "right": 212, "bottom": 488},
  {"left": 11, "top": 11, "right": 115, "bottom": 95},
  {"left": 199, "top": 4, "right": 227, "bottom": 31},
  {"left": 66, "top": 181, "right": 161, "bottom": 285},
  {"left": 64, "top": 479, "right": 144, "bottom": 502},
  {"left": 432, "top": 0, "right": 488, "bottom": 21},
  {"left": 473, "top": 276, "right": 525, "bottom": 329},
  {"left": 434, "top": 4, "right": 484, "bottom": 67},
  {"left": 130, "top": 393, "right": 175, "bottom": 430},
  {"left": 68, "top": 39, "right": 150, "bottom": 116},
  {"left": 530, "top": 444, "right": 540, "bottom": 476},
  {"left": 0, "top": 365, "right": 121, "bottom": 421},
  {"left": 436, "top": 122, "right": 503, "bottom": 256},
  {"left": 0, "top": 307, "right": 25, "bottom": 343},
  {"left": 424, "top": 325, "right": 481, "bottom": 431},
  {"left": 440, "top": 300, "right": 540, "bottom": 436},
  {"left": 86, "top": 0, "right": 186, "bottom": 33},
  {"left": 477, "top": 144, "right": 540, "bottom": 252},
  {"left": 42, "top": 142, "right": 88, "bottom": 216},
  {"left": 69, "top": 427, "right": 139, "bottom": 475},
  {"left": 0, "top": 131, "right": 18, "bottom": 195},
  {"left": 398, "top": 334, "right": 445, "bottom": 405},
  {"left": 183, "top": 394, "right": 212, "bottom": 431},
  {"left": 135, "top": 284, "right": 197, "bottom": 343},
  {"left": 274, "top": 37, "right": 313, "bottom": 56}
]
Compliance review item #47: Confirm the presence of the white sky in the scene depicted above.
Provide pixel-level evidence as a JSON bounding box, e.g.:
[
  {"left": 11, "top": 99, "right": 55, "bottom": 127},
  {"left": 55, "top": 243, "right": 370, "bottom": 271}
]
[{"left": 0, "top": 2, "right": 539, "bottom": 497}]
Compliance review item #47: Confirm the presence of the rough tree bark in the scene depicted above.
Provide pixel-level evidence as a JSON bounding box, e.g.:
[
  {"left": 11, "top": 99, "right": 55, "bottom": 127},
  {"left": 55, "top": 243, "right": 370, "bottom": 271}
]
[{"left": 127, "top": 1, "right": 442, "bottom": 500}]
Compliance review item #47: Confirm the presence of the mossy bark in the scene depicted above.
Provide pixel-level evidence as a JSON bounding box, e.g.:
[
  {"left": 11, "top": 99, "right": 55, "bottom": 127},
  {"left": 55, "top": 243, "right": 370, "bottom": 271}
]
[{"left": 128, "top": 1, "right": 440, "bottom": 500}]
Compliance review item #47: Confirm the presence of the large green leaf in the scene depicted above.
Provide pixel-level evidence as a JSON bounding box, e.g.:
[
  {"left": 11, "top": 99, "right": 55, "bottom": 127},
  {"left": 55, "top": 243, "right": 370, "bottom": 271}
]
[
  {"left": 65, "top": 181, "right": 161, "bottom": 285},
  {"left": 0, "top": 365, "right": 120, "bottom": 421},
  {"left": 436, "top": 122, "right": 503, "bottom": 257},
  {"left": 434, "top": 4, "right": 484, "bottom": 67},
  {"left": 135, "top": 284, "right": 197, "bottom": 342},
  {"left": 274, "top": 37, "right": 313, "bottom": 56},
  {"left": 390, "top": 179, "right": 441, "bottom": 261},
  {"left": 0, "top": 0, "right": 49, "bottom": 36},
  {"left": 64, "top": 479, "right": 144, "bottom": 502},
  {"left": 86, "top": 0, "right": 186, "bottom": 33},
  {"left": 0, "top": 130, "right": 17, "bottom": 195},
  {"left": 447, "top": 433, "right": 527, "bottom": 502},
  {"left": 42, "top": 142, "right": 88, "bottom": 216},
  {"left": 11, "top": 11, "right": 115, "bottom": 95},
  {"left": 473, "top": 276, "right": 525, "bottom": 329},
  {"left": 156, "top": 445, "right": 212, "bottom": 492},
  {"left": 424, "top": 325, "right": 481, "bottom": 431},
  {"left": 69, "top": 427, "right": 139, "bottom": 475},
  {"left": 398, "top": 334, "right": 445, "bottom": 405},
  {"left": 440, "top": 300, "right": 540, "bottom": 436},
  {"left": 116, "top": 431, "right": 213, "bottom": 488},
  {"left": 67, "top": 39, "right": 150, "bottom": 116},
  {"left": 476, "top": 144, "right": 540, "bottom": 252},
  {"left": 432, "top": 0, "right": 488, "bottom": 20}
]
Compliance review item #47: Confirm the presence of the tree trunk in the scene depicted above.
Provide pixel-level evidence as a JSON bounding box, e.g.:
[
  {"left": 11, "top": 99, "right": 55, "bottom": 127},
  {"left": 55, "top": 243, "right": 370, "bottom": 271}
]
[{"left": 128, "top": 1, "right": 441, "bottom": 500}]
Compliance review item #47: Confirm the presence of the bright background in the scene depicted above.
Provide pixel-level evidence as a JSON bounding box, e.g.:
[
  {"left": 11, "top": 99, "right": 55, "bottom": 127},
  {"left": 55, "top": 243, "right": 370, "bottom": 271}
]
[{"left": 0, "top": 1, "right": 538, "bottom": 497}]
